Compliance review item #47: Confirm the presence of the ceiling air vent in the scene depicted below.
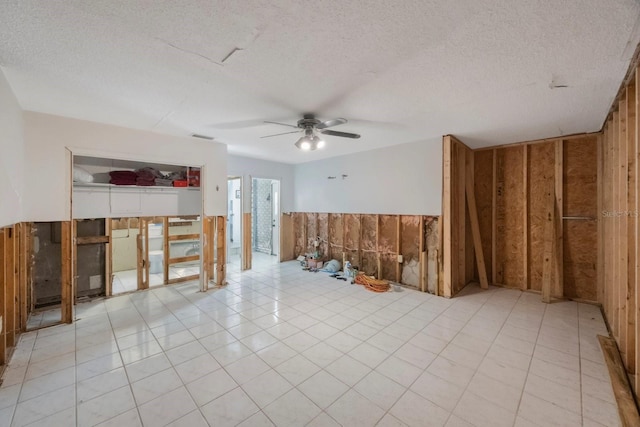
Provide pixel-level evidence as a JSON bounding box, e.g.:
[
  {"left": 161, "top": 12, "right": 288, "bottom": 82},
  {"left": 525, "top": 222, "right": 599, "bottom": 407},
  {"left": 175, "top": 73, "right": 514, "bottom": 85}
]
[{"left": 191, "top": 133, "right": 214, "bottom": 140}]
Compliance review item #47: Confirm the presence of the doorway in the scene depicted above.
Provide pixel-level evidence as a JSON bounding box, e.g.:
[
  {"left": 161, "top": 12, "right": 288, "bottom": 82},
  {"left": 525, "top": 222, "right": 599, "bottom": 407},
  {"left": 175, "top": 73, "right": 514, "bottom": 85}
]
[
  {"left": 251, "top": 178, "right": 280, "bottom": 267},
  {"left": 227, "top": 177, "right": 242, "bottom": 270}
]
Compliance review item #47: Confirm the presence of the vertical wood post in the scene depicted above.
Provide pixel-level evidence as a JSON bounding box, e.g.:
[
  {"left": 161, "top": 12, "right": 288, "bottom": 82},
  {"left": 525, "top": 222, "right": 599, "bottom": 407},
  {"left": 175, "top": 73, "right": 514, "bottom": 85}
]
[
  {"left": 216, "top": 216, "right": 226, "bottom": 286},
  {"left": 61, "top": 221, "right": 73, "bottom": 324}
]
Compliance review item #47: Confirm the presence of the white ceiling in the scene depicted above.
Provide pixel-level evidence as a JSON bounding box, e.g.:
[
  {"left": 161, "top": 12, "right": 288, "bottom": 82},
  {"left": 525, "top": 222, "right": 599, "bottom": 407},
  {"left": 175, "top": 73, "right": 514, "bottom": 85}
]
[{"left": 1, "top": 1, "right": 639, "bottom": 164}]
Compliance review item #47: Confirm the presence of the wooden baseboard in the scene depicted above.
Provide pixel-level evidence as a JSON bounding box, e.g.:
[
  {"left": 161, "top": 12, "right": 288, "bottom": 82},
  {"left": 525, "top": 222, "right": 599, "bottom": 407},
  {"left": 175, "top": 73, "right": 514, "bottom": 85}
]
[{"left": 598, "top": 335, "right": 640, "bottom": 427}]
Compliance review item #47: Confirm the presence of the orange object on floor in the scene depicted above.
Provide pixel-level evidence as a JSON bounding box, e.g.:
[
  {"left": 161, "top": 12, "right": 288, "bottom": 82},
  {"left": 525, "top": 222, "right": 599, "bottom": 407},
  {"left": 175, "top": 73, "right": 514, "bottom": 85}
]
[{"left": 354, "top": 273, "right": 390, "bottom": 292}]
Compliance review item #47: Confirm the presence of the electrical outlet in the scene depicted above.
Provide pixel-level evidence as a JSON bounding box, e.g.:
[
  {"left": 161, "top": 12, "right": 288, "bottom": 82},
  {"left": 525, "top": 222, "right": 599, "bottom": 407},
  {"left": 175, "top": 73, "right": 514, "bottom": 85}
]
[{"left": 397, "top": 254, "right": 403, "bottom": 263}]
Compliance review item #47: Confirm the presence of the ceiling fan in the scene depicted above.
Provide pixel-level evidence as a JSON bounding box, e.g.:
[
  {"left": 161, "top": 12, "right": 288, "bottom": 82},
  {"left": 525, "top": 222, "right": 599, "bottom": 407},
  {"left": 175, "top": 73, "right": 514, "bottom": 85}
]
[{"left": 261, "top": 113, "right": 361, "bottom": 151}]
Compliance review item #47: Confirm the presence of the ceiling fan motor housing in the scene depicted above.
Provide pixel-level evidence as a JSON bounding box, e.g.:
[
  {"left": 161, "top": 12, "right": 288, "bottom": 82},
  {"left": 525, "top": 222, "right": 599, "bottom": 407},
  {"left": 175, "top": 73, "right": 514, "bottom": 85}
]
[{"left": 298, "top": 114, "right": 321, "bottom": 129}]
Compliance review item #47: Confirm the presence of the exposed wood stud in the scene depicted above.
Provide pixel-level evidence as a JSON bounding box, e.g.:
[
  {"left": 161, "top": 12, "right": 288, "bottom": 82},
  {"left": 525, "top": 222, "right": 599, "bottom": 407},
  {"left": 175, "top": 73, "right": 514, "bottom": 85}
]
[
  {"left": 598, "top": 335, "right": 640, "bottom": 427},
  {"left": 465, "top": 152, "right": 489, "bottom": 289},
  {"left": 554, "top": 140, "right": 564, "bottom": 299},
  {"left": 491, "top": 148, "right": 497, "bottom": 285},
  {"left": 635, "top": 67, "right": 640, "bottom": 393},
  {"left": 613, "top": 112, "right": 620, "bottom": 339},
  {"left": 144, "top": 218, "right": 150, "bottom": 290},
  {"left": 442, "top": 136, "right": 453, "bottom": 297},
  {"left": 625, "top": 81, "right": 636, "bottom": 373},
  {"left": 242, "top": 213, "right": 252, "bottom": 270},
  {"left": 61, "top": 222, "right": 73, "bottom": 324},
  {"left": 619, "top": 98, "right": 629, "bottom": 361},
  {"left": 19, "top": 223, "right": 30, "bottom": 331},
  {"left": 216, "top": 216, "right": 226, "bottom": 286},
  {"left": 105, "top": 219, "right": 112, "bottom": 297},
  {"left": 163, "top": 217, "right": 169, "bottom": 284},
  {"left": 0, "top": 230, "right": 6, "bottom": 365},
  {"left": 542, "top": 184, "right": 556, "bottom": 304},
  {"left": 523, "top": 145, "right": 529, "bottom": 290},
  {"left": 597, "top": 133, "right": 605, "bottom": 307}
]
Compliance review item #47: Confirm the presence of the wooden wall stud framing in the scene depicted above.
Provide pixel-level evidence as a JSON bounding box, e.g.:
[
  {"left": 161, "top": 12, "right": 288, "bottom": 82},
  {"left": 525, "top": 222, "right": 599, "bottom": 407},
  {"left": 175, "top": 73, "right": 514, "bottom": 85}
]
[
  {"left": 609, "top": 111, "right": 620, "bottom": 342},
  {"left": 635, "top": 68, "right": 640, "bottom": 393},
  {"left": 491, "top": 148, "right": 498, "bottom": 285},
  {"left": 19, "top": 223, "right": 30, "bottom": 330},
  {"left": 5, "top": 227, "right": 16, "bottom": 344},
  {"left": 523, "top": 145, "right": 529, "bottom": 290},
  {"left": 243, "top": 213, "right": 252, "bottom": 270},
  {"left": 457, "top": 143, "right": 467, "bottom": 290},
  {"left": 0, "top": 229, "right": 5, "bottom": 365},
  {"left": 104, "top": 219, "right": 112, "bottom": 297},
  {"left": 625, "top": 83, "right": 636, "bottom": 373},
  {"left": 396, "top": 216, "right": 401, "bottom": 283},
  {"left": 162, "top": 217, "right": 170, "bottom": 284},
  {"left": 61, "top": 222, "right": 73, "bottom": 324},
  {"left": 465, "top": 152, "right": 489, "bottom": 289},
  {"left": 554, "top": 140, "right": 564, "bottom": 299},
  {"left": 216, "top": 216, "right": 226, "bottom": 286},
  {"left": 443, "top": 136, "right": 453, "bottom": 297},
  {"left": 542, "top": 184, "right": 556, "bottom": 303},
  {"left": 619, "top": 98, "right": 630, "bottom": 361},
  {"left": 597, "top": 132, "right": 605, "bottom": 307}
]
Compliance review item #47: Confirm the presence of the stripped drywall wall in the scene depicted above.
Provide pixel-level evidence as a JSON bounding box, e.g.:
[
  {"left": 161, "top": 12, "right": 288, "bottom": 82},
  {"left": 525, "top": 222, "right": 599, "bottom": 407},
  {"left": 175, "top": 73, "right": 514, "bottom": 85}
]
[
  {"left": 293, "top": 139, "right": 442, "bottom": 215},
  {"left": 22, "top": 112, "right": 228, "bottom": 222},
  {"left": 0, "top": 68, "right": 24, "bottom": 228}
]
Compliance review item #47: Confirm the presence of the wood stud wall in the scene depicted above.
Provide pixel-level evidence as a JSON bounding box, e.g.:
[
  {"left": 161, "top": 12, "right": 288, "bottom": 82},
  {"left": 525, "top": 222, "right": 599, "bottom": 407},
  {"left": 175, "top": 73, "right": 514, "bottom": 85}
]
[
  {"left": 290, "top": 212, "right": 439, "bottom": 291},
  {"left": 0, "top": 225, "right": 30, "bottom": 370},
  {"left": 601, "top": 65, "right": 640, "bottom": 394},
  {"left": 445, "top": 134, "right": 599, "bottom": 301}
]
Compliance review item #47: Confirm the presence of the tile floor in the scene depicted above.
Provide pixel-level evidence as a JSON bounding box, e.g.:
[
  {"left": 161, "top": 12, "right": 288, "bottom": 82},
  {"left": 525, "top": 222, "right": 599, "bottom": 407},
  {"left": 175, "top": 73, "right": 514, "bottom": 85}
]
[
  {"left": 112, "top": 263, "right": 202, "bottom": 295},
  {"left": 1, "top": 260, "right": 620, "bottom": 427}
]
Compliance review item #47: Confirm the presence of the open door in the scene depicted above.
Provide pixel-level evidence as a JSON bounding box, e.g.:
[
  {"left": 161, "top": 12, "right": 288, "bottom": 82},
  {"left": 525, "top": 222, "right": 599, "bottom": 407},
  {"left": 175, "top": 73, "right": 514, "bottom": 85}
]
[{"left": 271, "top": 180, "right": 280, "bottom": 256}]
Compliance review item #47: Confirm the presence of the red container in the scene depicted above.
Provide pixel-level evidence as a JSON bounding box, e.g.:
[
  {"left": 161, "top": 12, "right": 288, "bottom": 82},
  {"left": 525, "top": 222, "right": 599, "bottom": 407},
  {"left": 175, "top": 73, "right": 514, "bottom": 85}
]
[
  {"left": 188, "top": 168, "right": 200, "bottom": 187},
  {"left": 173, "top": 180, "right": 188, "bottom": 187}
]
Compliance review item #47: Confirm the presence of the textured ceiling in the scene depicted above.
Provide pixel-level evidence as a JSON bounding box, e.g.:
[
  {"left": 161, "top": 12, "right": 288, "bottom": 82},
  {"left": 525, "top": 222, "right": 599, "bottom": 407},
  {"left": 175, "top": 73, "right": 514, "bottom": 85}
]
[{"left": 1, "top": 0, "right": 639, "bottom": 163}]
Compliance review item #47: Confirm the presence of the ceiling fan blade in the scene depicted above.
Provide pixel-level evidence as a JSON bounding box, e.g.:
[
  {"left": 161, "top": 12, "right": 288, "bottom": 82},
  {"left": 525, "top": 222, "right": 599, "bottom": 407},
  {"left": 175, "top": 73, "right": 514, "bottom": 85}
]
[
  {"left": 264, "top": 120, "right": 299, "bottom": 129},
  {"left": 319, "top": 129, "right": 361, "bottom": 139},
  {"left": 260, "top": 130, "right": 300, "bottom": 139},
  {"left": 316, "top": 118, "right": 347, "bottom": 129}
]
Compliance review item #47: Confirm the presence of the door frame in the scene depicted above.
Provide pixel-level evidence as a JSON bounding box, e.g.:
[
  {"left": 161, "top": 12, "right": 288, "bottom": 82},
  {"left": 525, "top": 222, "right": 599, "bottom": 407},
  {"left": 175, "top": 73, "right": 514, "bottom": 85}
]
[{"left": 250, "top": 176, "right": 282, "bottom": 261}]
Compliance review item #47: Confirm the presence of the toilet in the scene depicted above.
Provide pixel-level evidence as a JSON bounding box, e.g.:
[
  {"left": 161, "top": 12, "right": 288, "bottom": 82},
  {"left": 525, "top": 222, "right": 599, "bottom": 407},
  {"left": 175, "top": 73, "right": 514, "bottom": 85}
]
[{"left": 149, "top": 250, "right": 163, "bottom": 274}]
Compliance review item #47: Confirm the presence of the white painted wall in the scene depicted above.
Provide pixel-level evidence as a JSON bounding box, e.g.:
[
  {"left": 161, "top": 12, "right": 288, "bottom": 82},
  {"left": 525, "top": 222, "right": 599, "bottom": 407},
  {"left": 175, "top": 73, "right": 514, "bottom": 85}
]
[
  {"left": 0, "top": 68, "right": 24, "bottom": 227},
  {"left": 23, "top": 112, "right": 228, "bottom": 221},
  {"left": 227, "top": 155, "right": 294, "bottom": 213},
  {"left": 294, "top": 139, "right": 442, "bottom": 215}
]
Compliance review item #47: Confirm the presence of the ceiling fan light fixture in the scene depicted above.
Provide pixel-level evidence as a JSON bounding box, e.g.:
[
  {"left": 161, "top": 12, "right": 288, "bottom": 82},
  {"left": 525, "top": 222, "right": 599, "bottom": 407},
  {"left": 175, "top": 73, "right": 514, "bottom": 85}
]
[
  {"left": 295, "top": 136, "right": 313, "bottom": 150},
  {"left": 313, "top": 135, "right": 325, "bottom": 149}
]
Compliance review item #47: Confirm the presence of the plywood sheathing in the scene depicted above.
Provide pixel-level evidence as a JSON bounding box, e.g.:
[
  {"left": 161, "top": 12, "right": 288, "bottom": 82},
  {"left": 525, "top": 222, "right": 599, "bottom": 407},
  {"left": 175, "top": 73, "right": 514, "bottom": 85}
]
[
  {"left": 496, "top": 146, "right": 526, "bottom": 288},
  {"left": 280, "top": 213, "right": 295, "bottom": 262},
  {"left": 305, "top": 213, "right": 318, "bottom": 254},
  {"left": 563, "top": 138, "right": 598, "bottom": 301}
]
